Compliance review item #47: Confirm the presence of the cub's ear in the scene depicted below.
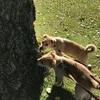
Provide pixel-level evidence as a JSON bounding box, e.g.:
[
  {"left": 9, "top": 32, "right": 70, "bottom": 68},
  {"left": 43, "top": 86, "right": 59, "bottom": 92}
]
[
  {"left": 51, "top": 40, "right": 53, "bottom": 44},
  {"left": 50, "top": 51, "right": 56, "bottom": 59},
  {"left": 43, "top": 34, "right": 48, "bottom": 39},
  {"left": 51, "top": 39, "right": 54, "bottom": 44},
  {"left": 51, "top": 39, "right": 56, "bottom": 44}
]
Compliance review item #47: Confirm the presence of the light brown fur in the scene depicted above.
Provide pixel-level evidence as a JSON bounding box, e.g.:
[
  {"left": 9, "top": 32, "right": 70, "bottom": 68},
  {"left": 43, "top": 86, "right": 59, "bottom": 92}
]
[
  {"left": 39, "top": 34, "right": 97, "bottom": 65},
  {"left": 37, "top": 52, "right": 100, "bottom": 100}
]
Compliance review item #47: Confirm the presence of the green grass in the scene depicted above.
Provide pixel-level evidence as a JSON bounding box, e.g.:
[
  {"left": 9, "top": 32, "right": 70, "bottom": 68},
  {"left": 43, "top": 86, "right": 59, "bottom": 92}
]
[{"left": 34, "top": 0, "right": 100, "bottom": 99}]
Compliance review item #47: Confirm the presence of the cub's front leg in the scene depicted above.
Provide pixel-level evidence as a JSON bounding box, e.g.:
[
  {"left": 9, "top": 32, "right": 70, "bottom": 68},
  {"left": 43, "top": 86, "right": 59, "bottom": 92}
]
[{"left": 54, "top": 76, "right": 63, "bottom": 87}]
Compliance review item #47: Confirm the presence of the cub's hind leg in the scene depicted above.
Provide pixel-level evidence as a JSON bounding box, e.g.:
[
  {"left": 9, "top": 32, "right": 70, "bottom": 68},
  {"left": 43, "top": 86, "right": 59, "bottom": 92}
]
[
  {"left": 77, "top": 55, "right": 88, "bottom": 65},
  {"left": 75, "top": 84, "right": 90, "bottom": 100}
]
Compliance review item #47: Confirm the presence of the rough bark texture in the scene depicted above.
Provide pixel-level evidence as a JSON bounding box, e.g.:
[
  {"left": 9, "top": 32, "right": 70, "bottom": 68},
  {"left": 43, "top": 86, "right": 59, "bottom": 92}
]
[{"left": 0, "top": 0, "right": 44, "bottom": 100}]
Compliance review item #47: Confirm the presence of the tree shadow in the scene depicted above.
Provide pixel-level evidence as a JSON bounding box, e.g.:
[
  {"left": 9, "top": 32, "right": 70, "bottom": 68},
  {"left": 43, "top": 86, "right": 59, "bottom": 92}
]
[{"left": 46, "top": 85, "right": 76, "bottom": 100}]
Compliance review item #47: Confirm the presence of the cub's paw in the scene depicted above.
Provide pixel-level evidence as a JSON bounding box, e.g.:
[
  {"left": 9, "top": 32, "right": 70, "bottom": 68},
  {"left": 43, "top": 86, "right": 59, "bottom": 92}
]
[{"left": 54, "top": 82, "right": 63, "bottom": 87}]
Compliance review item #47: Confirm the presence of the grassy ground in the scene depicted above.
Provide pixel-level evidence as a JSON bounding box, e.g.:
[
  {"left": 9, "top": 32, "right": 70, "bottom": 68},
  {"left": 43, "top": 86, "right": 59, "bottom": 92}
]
[{"left": 34, "top": 0, "right": 100, "bottom": 100}]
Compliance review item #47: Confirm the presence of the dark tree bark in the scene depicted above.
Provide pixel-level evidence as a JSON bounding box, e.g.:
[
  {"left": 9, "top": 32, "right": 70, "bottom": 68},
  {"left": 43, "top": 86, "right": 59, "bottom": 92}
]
[{"left": 0, "top": 0, "right": 44, "bottom": 100}]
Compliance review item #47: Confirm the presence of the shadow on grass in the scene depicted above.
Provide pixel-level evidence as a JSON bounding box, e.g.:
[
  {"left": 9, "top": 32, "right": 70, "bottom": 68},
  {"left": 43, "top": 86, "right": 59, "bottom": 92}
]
[
  {"left": 46, "top": 85, "right": 100, "bottom": 100},
  {"left": 46, "top": 85, "right": 76, "bottom": 100}
]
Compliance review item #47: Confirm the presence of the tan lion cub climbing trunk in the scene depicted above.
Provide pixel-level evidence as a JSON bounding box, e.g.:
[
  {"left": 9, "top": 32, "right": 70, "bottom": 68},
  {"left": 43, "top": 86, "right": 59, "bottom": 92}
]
[
  {"left": 37, "top": 52, "right": 100, "bottom": 100},
  {"left": 39, "top": 34, "right": 97, "bottom": 65}
]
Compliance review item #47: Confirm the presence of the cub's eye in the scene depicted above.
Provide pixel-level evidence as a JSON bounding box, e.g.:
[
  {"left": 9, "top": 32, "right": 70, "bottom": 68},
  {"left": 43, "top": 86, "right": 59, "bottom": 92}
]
[
  {"left": 45, "top": 44, "right": 48, "bottom": 46},
  {"left": 42, "top": 41, "right": 44, "bottom": 44}
]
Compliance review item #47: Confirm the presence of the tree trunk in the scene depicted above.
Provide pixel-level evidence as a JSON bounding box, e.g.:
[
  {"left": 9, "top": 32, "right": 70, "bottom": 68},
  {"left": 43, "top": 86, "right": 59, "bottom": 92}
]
[{"left": 0, "top": 0, "right": 44, "bottom": 100}]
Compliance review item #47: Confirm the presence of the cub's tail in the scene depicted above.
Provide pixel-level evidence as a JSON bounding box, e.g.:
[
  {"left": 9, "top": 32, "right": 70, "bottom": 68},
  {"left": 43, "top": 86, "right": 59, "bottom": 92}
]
[{"left": 85, "top": 44, "right": 97, "bottom": 53}]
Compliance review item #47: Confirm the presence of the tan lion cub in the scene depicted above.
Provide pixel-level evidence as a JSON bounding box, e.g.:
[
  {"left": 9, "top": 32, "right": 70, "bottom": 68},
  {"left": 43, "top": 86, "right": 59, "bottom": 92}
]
[
  {"left": 37, "top": 52, "right": 100, "bottom": 100},
  {"left": 39, "top": 34, "right": 97, "bottom": 65}
]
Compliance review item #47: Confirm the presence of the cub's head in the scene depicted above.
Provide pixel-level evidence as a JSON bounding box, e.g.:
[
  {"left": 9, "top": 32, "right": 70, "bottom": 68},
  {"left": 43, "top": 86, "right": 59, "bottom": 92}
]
[
  {"left": 37, "top": 51, "right": 56, "bottom": 67},
  {"left": 39, "top": 34, "right": 56, "bottom": 50}
]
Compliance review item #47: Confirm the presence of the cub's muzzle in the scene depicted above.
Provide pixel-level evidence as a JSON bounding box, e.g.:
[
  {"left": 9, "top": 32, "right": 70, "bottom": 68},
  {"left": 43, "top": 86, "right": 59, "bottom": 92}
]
[{"left": 39, "top": 46, "right": 44, "bottom": 50}]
